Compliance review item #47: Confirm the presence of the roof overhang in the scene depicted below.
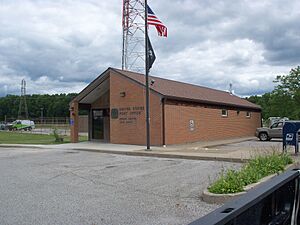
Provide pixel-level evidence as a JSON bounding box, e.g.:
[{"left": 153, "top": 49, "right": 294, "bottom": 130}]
[
  {"left": 79, "top": 78, "right": 109, "bottom": 104},
  {"left": 70, "top": 68, "right": 110, "bottom": 105}
]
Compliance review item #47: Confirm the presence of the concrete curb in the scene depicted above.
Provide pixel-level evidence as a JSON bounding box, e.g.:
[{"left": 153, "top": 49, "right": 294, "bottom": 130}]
[
  {"left": 0, "top": 144, "right": 247, "bottom": 163},
  {"left": 202, "top": 163, "right": 297, "bottom": 204},
  {"left": 202, "top": 189, "right": 246, "bottom": 205},
  {"left": 0, "top": 144, "right": 45, "bottom": 149},
  {"left": 71, "top": 148, "right": 248, "bottom": 163}
]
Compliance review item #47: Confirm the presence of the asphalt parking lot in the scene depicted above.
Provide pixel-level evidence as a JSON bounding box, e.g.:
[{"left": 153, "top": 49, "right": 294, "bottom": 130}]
[{"left": 0, "top": 147, "right": 240, "bottom": 225}]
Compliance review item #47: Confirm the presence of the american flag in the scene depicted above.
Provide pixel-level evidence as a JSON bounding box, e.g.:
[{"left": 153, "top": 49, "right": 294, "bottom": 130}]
[{"left": 147, "top": 5, "right": 167, "bottom": 37}]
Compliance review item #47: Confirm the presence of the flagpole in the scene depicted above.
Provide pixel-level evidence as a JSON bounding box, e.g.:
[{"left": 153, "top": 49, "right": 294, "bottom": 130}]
[{"left": 145, "top": 0, "right": 150, "bottom": 150}]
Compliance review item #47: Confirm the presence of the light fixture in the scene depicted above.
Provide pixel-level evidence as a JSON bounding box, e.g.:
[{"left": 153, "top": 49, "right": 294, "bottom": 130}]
[{"left": 120, "top": 92, "right": 126, "bottom": 97}]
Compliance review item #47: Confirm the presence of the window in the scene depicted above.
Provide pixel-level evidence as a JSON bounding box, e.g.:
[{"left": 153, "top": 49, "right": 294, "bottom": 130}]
[
  {"left": 246, "top": 111, "right": 251, "bottom": 118},
  {"left": 221, "top": 109, "right": 228, "bottom": 117},
  {"left": 271, "top": 122, "right": 283, "bottom": 129}
]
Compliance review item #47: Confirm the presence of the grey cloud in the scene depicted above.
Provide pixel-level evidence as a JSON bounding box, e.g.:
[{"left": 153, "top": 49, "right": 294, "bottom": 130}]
[
  {"left": 0, "top": 0, "right": 299, "bottom": 97},
  {"left": 154, "top": 0, "right": 300, "bottom": 66}
]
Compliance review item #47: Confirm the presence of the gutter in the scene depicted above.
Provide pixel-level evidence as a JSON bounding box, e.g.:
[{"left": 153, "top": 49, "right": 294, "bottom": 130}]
[{"left": 163, "top": 95, "right": 262, "bottom": 112}]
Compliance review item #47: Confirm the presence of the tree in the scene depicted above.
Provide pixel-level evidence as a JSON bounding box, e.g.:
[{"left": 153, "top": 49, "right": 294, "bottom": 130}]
[
  {"left": 0, "top": 93, "right": 77, "bottom": 121},
  {"left": 273, "top": 66, "right": 300, "bottom": 118},
  {"left": 246, "top": 66, "right": 300, "bottom": 120},
  {"left": 274, "top": 66, "right": 300, "bottom": 103}
]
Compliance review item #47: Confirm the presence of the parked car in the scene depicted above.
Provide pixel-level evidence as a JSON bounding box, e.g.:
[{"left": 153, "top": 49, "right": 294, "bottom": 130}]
[
  {"left": 265, "top": 117, "right": 289, "bottom": 127},
  {"left": 8, "top": 120, "right": 35, "bottom": 131},
  {"left": 256, "top": 121, "right": 300, "bottom": 141}
]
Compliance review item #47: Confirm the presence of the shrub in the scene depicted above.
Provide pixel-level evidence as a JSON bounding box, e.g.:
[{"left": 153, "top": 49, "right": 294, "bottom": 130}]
[{"left": 208, "top": 152, "right": 293, "bottom": 194}]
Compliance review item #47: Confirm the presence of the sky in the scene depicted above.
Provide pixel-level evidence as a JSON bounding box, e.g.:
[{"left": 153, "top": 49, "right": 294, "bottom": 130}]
[{"left": 0, "top": 0, "right": 299, "bottom": 97}]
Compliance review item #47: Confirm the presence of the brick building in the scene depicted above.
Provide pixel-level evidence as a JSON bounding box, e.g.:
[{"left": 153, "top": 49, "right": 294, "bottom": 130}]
[{"left": 70, "top": 67, "right": 261, "bottom": 145}]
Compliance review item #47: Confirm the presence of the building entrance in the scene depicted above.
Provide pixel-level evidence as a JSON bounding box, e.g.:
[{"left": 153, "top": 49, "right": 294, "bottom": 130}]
[{"left": 92, "top": 109, "right": 109, "bottom": 140}]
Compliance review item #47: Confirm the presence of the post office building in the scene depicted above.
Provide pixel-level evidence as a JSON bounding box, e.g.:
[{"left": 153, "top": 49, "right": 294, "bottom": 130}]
[{"left": 70, "top": 68, "right": 261, "bottom": 145}]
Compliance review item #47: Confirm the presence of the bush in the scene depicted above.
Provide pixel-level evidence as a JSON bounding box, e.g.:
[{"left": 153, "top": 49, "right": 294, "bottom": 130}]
[{"left": 208, "top": 152, "right": 293, "bottom": 194}]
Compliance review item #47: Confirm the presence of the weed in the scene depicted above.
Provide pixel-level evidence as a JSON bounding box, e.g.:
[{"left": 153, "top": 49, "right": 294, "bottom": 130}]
[{"left": 208, "top": 151, "right": 293, "bottom": 194}]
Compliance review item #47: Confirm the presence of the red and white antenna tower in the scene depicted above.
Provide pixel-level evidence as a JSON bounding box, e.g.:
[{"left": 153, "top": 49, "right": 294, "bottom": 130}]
[{"left": 122, "top": 0, "right": 146, "bottom": 72}]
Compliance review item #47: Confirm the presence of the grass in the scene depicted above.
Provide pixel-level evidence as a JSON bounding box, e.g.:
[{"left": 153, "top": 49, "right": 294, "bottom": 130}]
[
  {"left": 208, "top": 151, "right": 293, "bottom": 194},
  {"left": 0, "top": 131, "right": 88, "bottom": 145}
]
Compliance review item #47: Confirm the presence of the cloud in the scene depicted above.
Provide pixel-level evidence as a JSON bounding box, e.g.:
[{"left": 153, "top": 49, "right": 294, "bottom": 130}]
[
  {"left": 0, "top": 0, "right": 122, "bottom": 83},
  {"left": 152, "top": 39, "right": 282, "bottom": 95},
  {"left": 0, "top": 0, "right": 299, "bottom": 97}
]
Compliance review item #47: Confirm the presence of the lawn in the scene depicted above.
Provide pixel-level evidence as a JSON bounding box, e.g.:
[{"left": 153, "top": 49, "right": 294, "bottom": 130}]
[{"left": 0, "top": 131, "right": 88, "bottom": 145}]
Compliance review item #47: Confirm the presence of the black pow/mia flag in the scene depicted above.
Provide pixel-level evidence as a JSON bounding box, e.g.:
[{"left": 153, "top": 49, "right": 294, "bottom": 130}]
[{"left": 147, "top": 35, "right": 156, "bottom": 71}]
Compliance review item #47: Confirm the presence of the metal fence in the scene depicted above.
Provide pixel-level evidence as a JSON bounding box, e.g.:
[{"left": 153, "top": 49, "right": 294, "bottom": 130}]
[
  {"left": 3, "top": 117, "right": 89, "bottom": 136},
  {"left": 189, "top": 169, "right": 300, "bottom": 225},
  {"left": 5, "top": 117, "right": 70, "bottom": 135}
]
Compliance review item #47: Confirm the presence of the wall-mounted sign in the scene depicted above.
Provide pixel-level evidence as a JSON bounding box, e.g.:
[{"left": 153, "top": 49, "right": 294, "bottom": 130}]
[
  {"left": 189, "top": 119, "right": 195, "bottom": 131},
  {"left": 70, "top": 119, "right": 74, "bottom": 126},
  {"left": 117, "top": 106, "right": 144, "bottom": 124},
  {"left": 111, "top": 108, "right": 119, "bottom": 119}
]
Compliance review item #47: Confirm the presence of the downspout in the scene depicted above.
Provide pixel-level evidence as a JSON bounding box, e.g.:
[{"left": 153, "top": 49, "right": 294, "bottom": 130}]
[{"left": 162, "top": 98, "right": 166, "bottom": 146}]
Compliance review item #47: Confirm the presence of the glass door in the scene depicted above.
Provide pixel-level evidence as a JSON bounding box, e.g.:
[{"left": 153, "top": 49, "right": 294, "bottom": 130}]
[{"left": 92, "top": 110, "right": 104, "bottom": 140}]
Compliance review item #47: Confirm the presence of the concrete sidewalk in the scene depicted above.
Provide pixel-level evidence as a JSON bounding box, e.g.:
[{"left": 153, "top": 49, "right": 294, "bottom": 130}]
[{"left": 0, "top": 137, "right": 257, "bottom": 162}]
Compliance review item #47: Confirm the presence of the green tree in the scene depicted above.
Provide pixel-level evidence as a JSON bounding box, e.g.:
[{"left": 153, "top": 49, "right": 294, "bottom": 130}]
[
  {"left": 274, "top": 66, "right": 300, "bottom": 102},
  {"left": 246, "top": 66, "right": 300, "bottom": 120},
  {"left": 273, "top": 66, "right": 300, "bottom": 119},
  {"left": 0, "top": 93, "right": 77, "bottom": 121}
]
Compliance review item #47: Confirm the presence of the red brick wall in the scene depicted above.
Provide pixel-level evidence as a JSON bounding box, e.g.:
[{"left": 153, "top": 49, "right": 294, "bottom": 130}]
[
  {"left": 164, "top": 103, "right": 261, "bottom": 145},
  {"left": 109, "top": 71, "right": 163, "bottom": 145}
]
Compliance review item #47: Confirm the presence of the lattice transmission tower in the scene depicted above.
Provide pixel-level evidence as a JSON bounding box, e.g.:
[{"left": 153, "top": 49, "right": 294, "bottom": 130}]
[
  {"left": 122, "top": 0, "right": 146, "bottom": 73},
  {"left": 18, "top": 79, "right": 29, "bottom": 119}
]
